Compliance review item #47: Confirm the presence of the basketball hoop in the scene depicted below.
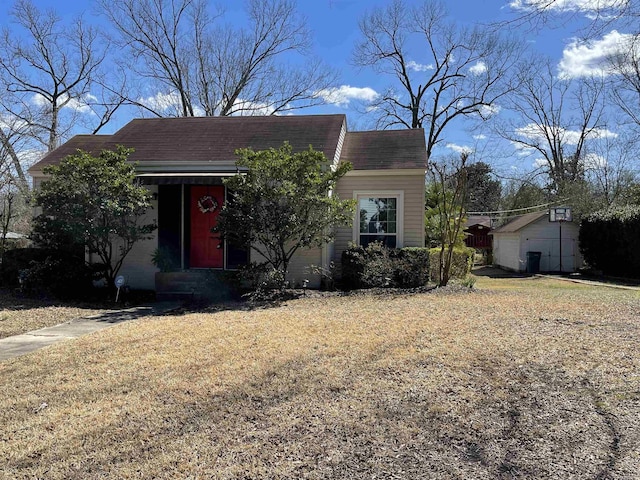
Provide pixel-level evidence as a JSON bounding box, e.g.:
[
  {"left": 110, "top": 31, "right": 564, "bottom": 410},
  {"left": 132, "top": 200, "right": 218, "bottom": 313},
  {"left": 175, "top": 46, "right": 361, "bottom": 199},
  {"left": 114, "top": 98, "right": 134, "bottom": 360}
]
[{"left": 549, "top": 207, "right": 572, "bottom": 223}]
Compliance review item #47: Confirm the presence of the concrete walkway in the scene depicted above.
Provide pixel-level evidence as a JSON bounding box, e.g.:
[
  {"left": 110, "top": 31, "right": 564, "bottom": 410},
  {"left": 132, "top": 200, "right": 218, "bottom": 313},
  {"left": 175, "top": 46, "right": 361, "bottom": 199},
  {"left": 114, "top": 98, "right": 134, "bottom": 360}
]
[{"left": 0, "top": 301, "right": 181, "bottom": 362}]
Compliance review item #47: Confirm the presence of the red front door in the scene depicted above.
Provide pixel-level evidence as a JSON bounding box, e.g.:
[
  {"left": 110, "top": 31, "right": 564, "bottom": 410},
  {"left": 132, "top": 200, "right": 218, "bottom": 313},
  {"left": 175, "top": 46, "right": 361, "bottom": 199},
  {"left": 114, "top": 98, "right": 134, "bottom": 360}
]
[{"left": 190, "top": 186, "right": 224, "bottom": 268}]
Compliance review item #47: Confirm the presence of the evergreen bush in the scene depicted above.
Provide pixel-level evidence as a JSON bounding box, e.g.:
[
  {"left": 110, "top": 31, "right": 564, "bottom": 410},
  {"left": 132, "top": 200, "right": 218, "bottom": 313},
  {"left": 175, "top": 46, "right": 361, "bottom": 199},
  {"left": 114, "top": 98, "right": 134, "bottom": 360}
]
[
  {"left": 428, "top": 246, "right": 474, "bottom": 282},
  {"left": 579, "top": 205, "right": 640, "bottom": 278},
  {"left": 341, "top": 243, "right": 430, "bottom": 290}
]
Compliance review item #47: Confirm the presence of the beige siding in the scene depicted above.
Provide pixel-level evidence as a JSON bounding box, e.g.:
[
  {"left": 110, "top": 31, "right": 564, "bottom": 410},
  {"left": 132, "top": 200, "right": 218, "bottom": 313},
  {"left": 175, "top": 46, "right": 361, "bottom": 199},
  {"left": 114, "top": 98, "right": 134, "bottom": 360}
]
[
  {"left": 250, "top": 245, "right": 322, "bottom": 288},
  {"left": 32, "top": 176, "right": 45, "bottom": 190},
  {"left": 114, "top": 185, "right": 159, "bottom": 290},
  {"left": 333, "top": 172, "right": 425, "bottom": 266}
]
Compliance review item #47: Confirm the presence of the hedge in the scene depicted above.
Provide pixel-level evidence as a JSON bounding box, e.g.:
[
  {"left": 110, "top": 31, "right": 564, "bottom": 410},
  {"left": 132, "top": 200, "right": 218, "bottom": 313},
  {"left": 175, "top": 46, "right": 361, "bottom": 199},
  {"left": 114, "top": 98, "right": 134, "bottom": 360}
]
[
  {"left": 428, "top": 246, "right": 474, "bottom": 282},
  {"left": 0, "top": 247, "right": 98, "bottom": 298},
  {"left": 579, "top": 205, "right": 640, "bottom": 278},
  {"left": 341, "top": 243, "right": 430, "bottom": 290}
]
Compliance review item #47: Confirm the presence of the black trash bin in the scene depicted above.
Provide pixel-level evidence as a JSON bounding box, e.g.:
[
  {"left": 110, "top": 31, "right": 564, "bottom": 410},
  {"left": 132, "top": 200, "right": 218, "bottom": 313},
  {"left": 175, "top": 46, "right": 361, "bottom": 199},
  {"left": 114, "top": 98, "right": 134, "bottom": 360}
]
[{"left": 526, "top": 251, "right": 542, "bottom": 274}]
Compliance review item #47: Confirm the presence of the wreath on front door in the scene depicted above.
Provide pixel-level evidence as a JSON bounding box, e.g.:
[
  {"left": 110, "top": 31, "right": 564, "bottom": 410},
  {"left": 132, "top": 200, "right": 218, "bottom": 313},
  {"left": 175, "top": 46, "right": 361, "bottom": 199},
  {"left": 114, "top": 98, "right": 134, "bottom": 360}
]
[{"left": 197, "top": 195, "right": 218, "bottom": 213}]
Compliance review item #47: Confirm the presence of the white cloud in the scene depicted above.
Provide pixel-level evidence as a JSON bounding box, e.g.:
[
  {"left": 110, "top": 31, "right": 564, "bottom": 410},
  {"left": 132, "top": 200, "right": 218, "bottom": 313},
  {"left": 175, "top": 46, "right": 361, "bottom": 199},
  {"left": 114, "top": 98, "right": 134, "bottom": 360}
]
[
  {"left": 446, "top": 143, "right": 473, "bottom": 155},
  {"left": 0, "top": 113, "right": 28, "bottom": 132},
  {"left": 231, "top": 99, "right": 277, "bottom": 116},
  {"left": 407, "top": 60, "right": 434, "bottom": 72},
  {"left": 515, "top": 123, "right": 617, "bottom": 145},
  {"left": 583, "top": 152, "right": 607, "bottom": 169},
  {"left": 469, "top": 61, "right": 488, "bottom": 75},
  {"left": 315, "top": 85, "right": 379, "bottom": 107},
  {"left": 558, "top": 30, "right": 633, "bottom": 78},
  {"left": 509, "top": 0, "right": 628, "bottom": 13},
  {"left": 473, "top": 134, "right": 487, "bottom": 140},
  {"left": 32, "top": 92, "right": 95, "bottom": 114},
  {"left": 533, "top": 157, "right": 548, "bottom": 169},
  {"left": 479, "top": 103, "right": 502, "bottom": 117},
  {"left": 138, "top": 91, "right": 183, "bottom": 114}
]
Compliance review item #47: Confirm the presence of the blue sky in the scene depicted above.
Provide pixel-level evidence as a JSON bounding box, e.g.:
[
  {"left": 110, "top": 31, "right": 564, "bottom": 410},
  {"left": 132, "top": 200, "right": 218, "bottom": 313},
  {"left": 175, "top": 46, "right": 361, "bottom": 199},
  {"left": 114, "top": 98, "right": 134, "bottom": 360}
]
[{"left": 1, "top": 0, "right": 634, "bottom": 176}]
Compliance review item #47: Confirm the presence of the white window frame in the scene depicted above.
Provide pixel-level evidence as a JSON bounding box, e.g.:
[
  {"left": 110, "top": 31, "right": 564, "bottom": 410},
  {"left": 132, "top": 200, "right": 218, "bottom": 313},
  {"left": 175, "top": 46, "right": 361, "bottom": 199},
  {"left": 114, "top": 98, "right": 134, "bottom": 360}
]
[{"left": 352, "top": 190, "right": 404, "bottom": 248}]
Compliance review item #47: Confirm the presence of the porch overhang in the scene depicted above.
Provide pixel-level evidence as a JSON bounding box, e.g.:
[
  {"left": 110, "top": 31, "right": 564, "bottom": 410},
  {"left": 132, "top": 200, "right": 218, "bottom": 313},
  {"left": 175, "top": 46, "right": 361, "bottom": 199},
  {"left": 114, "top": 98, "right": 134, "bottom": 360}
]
[{"left": 136, "top": 171, "right": 246, "bottom": 185}]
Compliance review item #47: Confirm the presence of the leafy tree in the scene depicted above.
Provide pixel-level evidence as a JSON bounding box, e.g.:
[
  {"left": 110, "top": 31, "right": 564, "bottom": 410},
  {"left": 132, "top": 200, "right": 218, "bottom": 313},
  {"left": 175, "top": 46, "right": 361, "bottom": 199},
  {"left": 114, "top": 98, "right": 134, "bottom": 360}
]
[
  {"left": 216, "top": 143, "right": 355, "bottom": 286},
  {"left": 32, "top": 146, "right": 156, "bottom": 289},
  {"left": 464, "top": 162, "right": 502, "bottom": 212},
  {"left": 500, "top": 180, "right": 548, "bottom": 212},
  {"left": 424, "top": 182, "right": 466, "bottom": 249}
]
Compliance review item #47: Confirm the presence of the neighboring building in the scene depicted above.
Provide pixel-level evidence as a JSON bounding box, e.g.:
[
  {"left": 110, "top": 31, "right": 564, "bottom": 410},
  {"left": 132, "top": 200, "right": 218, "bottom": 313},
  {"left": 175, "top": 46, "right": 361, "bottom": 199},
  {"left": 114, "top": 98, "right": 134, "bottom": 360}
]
[
  {"left": 463, "top": 215, "right": 493, "bottom": 251},
  {"left": 491, "top": 210, "right": 583, "bottom": 273},
  {"left": 28, "top": 114, "right": 427, "bottom": 290}
]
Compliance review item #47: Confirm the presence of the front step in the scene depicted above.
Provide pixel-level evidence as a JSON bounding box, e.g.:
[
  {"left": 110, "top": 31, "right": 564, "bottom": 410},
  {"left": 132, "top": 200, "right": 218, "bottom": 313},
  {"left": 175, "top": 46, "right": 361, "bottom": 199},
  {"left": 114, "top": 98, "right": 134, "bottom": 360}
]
[{"left": 155, "top": 270, "right": 234, "bottom": 302}]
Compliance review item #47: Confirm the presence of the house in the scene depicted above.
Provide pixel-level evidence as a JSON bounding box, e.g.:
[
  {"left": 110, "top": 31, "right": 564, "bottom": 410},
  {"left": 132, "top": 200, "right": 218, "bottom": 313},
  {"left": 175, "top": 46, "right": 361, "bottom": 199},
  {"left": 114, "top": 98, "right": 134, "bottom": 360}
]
[
  {"left": 463, "top": 215, "right": 493, "bottom": 251},
  {"left": 28, "top": 114, "right": 427, "bottom": 291},
  {"left": 491, "top": 210, "right": 583, "bottom": 273}
]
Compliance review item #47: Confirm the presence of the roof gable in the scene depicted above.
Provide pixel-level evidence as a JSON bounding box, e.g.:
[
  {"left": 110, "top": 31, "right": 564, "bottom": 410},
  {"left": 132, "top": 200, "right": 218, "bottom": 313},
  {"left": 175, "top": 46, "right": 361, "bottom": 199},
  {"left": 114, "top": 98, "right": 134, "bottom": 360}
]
[{"left": 340, "top": 129, "right": 426, "bottom": 170}]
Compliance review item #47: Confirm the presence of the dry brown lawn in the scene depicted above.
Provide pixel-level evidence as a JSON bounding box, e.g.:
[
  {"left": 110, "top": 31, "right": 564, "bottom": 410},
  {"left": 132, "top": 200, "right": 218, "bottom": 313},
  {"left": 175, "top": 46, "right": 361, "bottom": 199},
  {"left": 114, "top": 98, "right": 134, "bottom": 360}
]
[
  {"left": 0, "top": 292, "right": 107, "bottom": 339},
  {"left": 1, "top": 276, "right": 639, "bottom": 479}
]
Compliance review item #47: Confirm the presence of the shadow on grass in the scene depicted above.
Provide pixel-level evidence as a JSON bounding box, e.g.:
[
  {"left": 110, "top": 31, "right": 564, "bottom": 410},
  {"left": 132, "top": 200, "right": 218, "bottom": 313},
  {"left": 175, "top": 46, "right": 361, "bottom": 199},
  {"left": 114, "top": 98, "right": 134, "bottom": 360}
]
[{"left": 472, "top": 266, "right": 531, "bottom": 279}]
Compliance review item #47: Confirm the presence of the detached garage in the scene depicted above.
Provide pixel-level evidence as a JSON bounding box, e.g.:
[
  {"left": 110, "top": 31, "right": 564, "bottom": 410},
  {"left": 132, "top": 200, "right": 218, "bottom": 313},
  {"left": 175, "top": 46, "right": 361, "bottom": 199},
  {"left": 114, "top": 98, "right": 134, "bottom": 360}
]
[{"left": 491, "top": 211, "right": 583, "bottom": 273}]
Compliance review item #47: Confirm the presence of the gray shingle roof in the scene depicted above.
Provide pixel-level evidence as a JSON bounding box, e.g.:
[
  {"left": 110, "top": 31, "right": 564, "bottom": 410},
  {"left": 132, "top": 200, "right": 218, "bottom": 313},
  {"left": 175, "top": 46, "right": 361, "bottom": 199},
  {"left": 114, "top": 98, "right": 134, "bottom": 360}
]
[
  {"left": 29, "top": 115, "right": 428, "bottom": 174},
  {"left": 491, "top": 211, "right": 548, "bottom": 234},
  {"left": 341, "top": 129, "right": 427, "bottom": 170}
]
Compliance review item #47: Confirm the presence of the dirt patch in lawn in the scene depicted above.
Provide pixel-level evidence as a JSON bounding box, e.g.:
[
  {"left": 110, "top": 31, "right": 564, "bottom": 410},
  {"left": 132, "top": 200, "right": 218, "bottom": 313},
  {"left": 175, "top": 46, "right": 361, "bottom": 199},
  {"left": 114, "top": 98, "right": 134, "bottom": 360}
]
[{"left": 1, "top": 277, "right": 639, "bottom": 478}]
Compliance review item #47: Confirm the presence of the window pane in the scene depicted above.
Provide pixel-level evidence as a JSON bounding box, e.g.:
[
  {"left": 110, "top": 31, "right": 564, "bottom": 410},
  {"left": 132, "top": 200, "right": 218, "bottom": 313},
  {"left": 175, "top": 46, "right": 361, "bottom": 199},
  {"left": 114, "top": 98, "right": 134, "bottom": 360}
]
[
  {"left": 360, "top": 197, "right": 396, "bottom": 234},
  {"left": 387, "top": 221, "right": 396, "bottom": 233},
  {"left": 388, "top": 209, "right": 396, "bottom": 222},
  {"left": 360, "top": 234, "right": 397, "bottom": 248}
]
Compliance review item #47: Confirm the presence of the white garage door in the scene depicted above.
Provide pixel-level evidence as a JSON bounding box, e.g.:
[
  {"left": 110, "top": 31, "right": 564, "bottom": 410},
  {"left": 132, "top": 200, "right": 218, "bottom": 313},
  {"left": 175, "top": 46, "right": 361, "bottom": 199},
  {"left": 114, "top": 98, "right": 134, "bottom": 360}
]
[{"left": 525, "top": 237, "right": 578, "bottom": 273}]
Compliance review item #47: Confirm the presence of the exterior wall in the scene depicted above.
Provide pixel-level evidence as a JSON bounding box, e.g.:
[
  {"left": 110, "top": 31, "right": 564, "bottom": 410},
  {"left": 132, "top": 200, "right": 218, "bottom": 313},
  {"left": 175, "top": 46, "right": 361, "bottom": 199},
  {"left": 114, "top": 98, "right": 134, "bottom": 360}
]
[
  {"left": 492, "top": 233, "right": 521, "bottom": 271},
  {"left": 333, "top": 172, "right": 426, "bottom": 266},
  {"left": 519, "top": 218, "right": 582, "bottom": 272},
  {"left": 32, "top": 176, "right": 45, "bottom": 190},
  {"left": 493, "top": 218, "right": 583, "bottom": 273},
  {"left": 284, "top": 247, "right": 323, "bottom": 288},
  {"left": 116, "top": 185, "right": 159, "bottom": 290},
  {"left": 249, "top": 245, "right": 323, "bottom": 288}
]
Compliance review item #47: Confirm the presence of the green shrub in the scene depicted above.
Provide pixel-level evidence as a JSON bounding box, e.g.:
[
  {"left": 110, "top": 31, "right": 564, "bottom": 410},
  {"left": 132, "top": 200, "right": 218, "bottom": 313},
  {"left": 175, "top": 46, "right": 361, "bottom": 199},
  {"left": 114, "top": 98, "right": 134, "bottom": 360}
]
[
  {"left": 428, "top": 246, "right": 474, "bottom": 282},
  {"left": 20, "top": 255, "right": 98, "bottom": 299},
  {"left": 341, "top": 243, "right": 430, "bottom": 290},
  {"left": 394, "top": 247, "right": 431, "bottom": 288},
  {"left": 580, "top": 205, "right": 640, "bottom": 278}
]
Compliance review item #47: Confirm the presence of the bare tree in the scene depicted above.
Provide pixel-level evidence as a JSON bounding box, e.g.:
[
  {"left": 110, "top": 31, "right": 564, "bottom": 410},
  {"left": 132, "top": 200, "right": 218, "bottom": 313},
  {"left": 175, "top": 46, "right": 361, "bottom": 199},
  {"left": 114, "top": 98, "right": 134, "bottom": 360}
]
[
  {"left": 608, "top": 34, "right": 640, "bottom": 128},
  {"left": 582, "top": 130, "right": 640, "bottom": 206},
  {"left": 0, "top": 0, "right": 121, "bottom": 155},
  {"left": 504, "top": 0, "right": 635, "bottom": 37},
  {"left": 353, "top": 0, "right": 523, "bottom": 159},
  {"left": 0, "top": 114, "right": 30, "bottom": 193},
  {"left": 496, "top": 56, "right": 610, "bottom": 196},
  {"left": 428, "top": 152, "right": 469, "bottom": 287},
  {"left": 100, "top": 0, "right": 336, "bottom": 117}
]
